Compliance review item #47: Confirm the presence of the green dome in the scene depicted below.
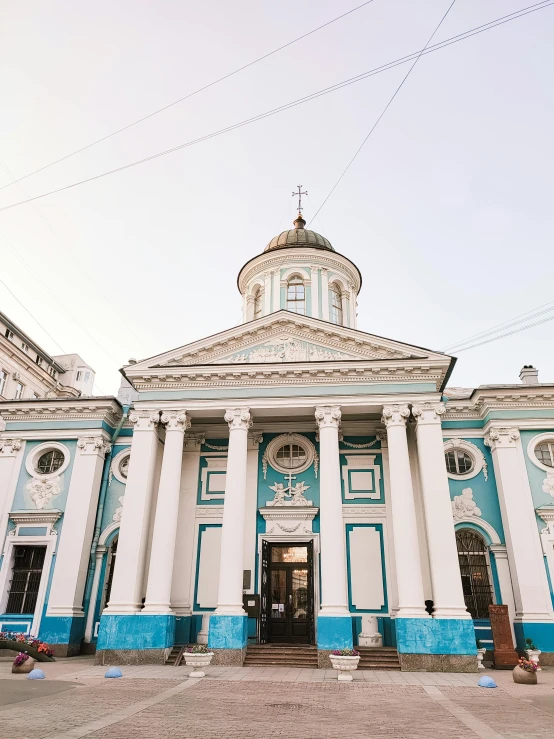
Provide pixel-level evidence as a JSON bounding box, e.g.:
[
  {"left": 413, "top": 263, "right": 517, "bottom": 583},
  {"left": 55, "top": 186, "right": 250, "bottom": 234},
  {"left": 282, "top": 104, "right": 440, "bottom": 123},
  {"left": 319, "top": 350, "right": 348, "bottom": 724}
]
[{"left": 264, "top": 214, "right": 334, "bottom": 252}]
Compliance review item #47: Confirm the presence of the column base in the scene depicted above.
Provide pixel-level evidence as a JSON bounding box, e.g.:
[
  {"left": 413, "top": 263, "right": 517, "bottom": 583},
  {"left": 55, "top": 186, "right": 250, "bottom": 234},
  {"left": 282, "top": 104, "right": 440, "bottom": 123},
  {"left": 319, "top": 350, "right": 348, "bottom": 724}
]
[
  {"left": 96, "top": 614, "right": 175, "bottom": 652},
  {"left": 514, "top": 621, "right": 554, "bottom": 652},
  {"left": 395, "top": 617, "right": 477, "bottom": 655},
  {"left": 39, "top": 615, "right": 85, "bottom": 657},
  {"left": 208, "top": 614, "right": 248, "bottom": 650},
  {"left": 317, "top": 615, "right": 352, "bottom": 651}
]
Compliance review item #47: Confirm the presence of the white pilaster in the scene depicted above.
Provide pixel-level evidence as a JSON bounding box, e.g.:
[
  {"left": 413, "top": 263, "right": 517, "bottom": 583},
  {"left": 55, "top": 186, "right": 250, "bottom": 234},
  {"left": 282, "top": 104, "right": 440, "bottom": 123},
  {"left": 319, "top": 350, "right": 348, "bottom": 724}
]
[
  {"left": 244, "top": 433, "right": 263, "bottom": 591},
  {"left": 84, "top": 545, "right": 107, "bottom": 642},
  {"left": 315, "top": 406, "right": 349, "bottom": 615},
  {"left": 485, "top": 428, "right": 553, "bottom": 622},
  {"left": 489, "top": 544, "right": 516, "bottom": 641},
  {"left": 47, "top": 436, "right": 110, "bottom": 617},
  {"left": 321, "top": 268, "right": 329, "bottom": 320},
  {"left": 143, "top": 411, "right": 190, "bottom": 614},
  {"left": 310, "top": 265, "right": 319, "bottom": 319},
  {"left": 340, "top": 292, "right": 348, "bottom": 327},
  {"left": 104, "top": 411, "right": 161, "bottom": 614},
  {"left": 412, "top": 403, "right": 470, "bottom": 619},
  {"left": 272, "top": 269, "right": 280, "bottom": 312},
  {"left": 0, "top": 435, "right": 25, "bottom": 552},
  {"left": 214, "top": 408, "right": 252, "bottom": 615},
  {"left": 382, "top": 405, "right": 428, "bottom": 618},
  {"left": 349, "top": 283, "right": 357, "bottom": 328}
]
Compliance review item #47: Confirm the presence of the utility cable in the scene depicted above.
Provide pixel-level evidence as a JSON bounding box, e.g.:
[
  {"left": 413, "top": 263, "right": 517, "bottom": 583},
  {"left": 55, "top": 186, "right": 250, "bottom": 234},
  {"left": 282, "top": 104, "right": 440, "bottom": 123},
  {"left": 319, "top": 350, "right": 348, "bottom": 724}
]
[
  {"left": 308, "top": 0, "right": 458, "bottom": 226},
  {"left": 1, "top": 1, "right": 552, "bottom": 214},
  {"left": 443, "top": 301, "right": 554, "bottom": 351},
  {"left": 451, "top": 313, "right": 554, "bottom": 353},
  {"left": 0, "top": 1, "right": 377, "bottom": 193}
]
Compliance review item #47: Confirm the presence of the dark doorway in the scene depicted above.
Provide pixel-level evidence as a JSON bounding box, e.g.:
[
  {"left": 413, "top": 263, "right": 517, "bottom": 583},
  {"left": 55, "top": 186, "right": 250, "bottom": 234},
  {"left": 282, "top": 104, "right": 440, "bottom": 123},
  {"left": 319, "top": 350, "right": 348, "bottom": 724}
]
[
  {"left": 260, "top": 542, "right": 314, "bottom": 644},
  {"left": 456, "top": 529, "right": 494, "bottom": 618}
]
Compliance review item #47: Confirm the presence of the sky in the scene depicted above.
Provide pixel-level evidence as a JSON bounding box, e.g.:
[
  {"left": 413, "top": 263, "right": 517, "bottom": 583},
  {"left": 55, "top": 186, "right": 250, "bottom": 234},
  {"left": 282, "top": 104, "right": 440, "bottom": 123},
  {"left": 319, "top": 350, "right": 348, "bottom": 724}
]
[{"left": 0, "top": 0, "right": 552, "bottom": 396}]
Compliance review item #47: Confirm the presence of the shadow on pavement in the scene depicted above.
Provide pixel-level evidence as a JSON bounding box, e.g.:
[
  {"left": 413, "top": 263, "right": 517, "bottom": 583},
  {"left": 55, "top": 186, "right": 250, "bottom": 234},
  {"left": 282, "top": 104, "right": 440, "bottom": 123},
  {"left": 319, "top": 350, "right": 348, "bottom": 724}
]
[{"left": 0, "top": 679, "right": 79, "bottom": 706}]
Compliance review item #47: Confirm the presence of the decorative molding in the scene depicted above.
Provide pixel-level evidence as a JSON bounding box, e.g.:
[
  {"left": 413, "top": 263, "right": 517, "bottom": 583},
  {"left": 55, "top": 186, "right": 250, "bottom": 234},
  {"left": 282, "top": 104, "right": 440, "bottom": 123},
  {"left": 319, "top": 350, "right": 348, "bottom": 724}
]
[
  {"left": 451, "top": 488, "right": 482, "bottom": 521},
  {"left": 537, "top": 506, "right": 554, "bottom": 536},
  {"left": 110, "top": 447, "right": 131, "bottom": 485},
  {"left": 25, "top": 476, "right": 61, "bottom": 510},
  {"left": 267, "top": 478, "right": 312, "bottom": 507},
  {"left": 315, "top": 405, "right": 341, "bottom": 430},
  {"left": 341, "top": 438, "right": 379, "bottom": 449},
  {"left": 129, "top": 410, "right": 160, "bottom": 431},
  {"left": 412, "top": 402, "right": 446, "bottom": 424},
  {"left": 443, "top": 438, "right": 488, "bottom": 482},
  {"left": 200, "top": 458, "right": 227, "bottom": 500},
  {"left": 0, "top": 399, "right": 122, "bottom": 428},
  {"left": 382, "top": 404, "right": 410, "bottom": 428},
  {"left": 77, "top": 436, "right": 111, "bottom": 457},
  {"left": 9, "top": 509, "right": 62, "bottom": 527},
  {"left": 0, "top": 438, "right": 22, "bottom": 456},
  {"left": 259, "top": 506, "right": 318, "bottom": 535},
  {"left": 484, "top": 428, "right": 520, "bottom": 451},
  {"left": 112, "top": 496, "right": 125, "bottom": 522},
  {"left": 341, "top": 454, "right": 381, "bottom": 500},
  {"left": 453, "top": 516, "right": 502, "bottom": 545},
  {"left": 526, "top": 433, "right": 554, "bottom": 489},
  {"left": 25, "top": 441, "right": 71, "bottom": 479},
  {"left": 203, "top": 440, "right": 228, "bottom": 451},
  {"left": 224, "top": 408, "right": 252, "bottom": 431},
  {"left": 341, "top": 504, "right": 387, "bottom": 518},
  {"left": 195, "top": 505, "right": 224, "bottom": 518},
  {"left": 160, "top": 410, "right": 191, "bottom": 431}
]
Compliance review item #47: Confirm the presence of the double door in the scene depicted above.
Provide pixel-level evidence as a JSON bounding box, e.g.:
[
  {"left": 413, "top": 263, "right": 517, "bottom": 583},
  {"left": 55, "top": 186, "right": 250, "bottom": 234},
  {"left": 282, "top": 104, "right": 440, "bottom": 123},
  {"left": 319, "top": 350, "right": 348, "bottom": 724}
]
[{"left": 261, "top": 542, "right": 314, "bottom": 644}]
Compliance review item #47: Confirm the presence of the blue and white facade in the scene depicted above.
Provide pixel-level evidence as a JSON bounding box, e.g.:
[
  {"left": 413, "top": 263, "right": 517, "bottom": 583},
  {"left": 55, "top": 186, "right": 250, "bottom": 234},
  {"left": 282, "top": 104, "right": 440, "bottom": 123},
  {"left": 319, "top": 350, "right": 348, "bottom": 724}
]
[{"left": 1, "top": 215, "right": 554, "bottom": 670}]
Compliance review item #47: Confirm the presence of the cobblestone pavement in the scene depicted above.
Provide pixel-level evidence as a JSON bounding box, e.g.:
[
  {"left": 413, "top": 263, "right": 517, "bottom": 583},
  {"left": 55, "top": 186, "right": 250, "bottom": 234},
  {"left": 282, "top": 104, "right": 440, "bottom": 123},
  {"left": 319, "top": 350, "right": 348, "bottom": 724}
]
[{"left": 0, "top": 662, "right": 553, "bottom": 739}]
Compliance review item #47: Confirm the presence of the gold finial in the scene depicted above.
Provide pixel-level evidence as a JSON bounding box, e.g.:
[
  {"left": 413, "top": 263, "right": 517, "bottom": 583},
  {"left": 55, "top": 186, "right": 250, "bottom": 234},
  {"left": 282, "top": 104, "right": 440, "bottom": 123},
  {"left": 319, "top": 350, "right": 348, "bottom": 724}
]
[{"left": 293, "top": 212, "right": 306, "bottom": 230}]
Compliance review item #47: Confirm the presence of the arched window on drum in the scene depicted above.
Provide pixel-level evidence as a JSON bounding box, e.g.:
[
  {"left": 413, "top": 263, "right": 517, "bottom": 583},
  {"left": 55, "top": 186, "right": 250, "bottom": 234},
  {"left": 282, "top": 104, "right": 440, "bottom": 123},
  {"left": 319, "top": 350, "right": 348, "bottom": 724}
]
[{"left": 329, "top": 283, "right": 343, "bottom": 325}]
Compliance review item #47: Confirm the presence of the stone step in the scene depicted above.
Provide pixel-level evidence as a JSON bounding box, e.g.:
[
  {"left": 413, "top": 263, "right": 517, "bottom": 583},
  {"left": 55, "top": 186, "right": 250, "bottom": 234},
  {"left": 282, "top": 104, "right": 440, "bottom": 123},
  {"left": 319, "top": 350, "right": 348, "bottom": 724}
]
[{"left": 245, "top": 645, "right": 318, "bottom": 668}]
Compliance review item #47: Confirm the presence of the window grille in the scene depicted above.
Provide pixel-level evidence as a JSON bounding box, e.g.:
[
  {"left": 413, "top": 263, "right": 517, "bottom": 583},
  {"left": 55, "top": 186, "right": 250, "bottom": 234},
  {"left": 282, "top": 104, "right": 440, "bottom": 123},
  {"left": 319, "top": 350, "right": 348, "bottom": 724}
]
[
  {"left": 275, "top": 443, "right": 307, "bottom": 469},
  {"left": 456, "top": 529, "right": 493, "bottom": 619},
  {"left": 36, "top": 449, "right": 65, "bottom": 474},
  {"left": 445, "top": 449, "right": 474, "bottom": 475},
  {"left": 535, "top": 441, "right": 554, "bottom": 468},
  {"left": 6, "top": 546, "right": 46, "bottom": 614}
]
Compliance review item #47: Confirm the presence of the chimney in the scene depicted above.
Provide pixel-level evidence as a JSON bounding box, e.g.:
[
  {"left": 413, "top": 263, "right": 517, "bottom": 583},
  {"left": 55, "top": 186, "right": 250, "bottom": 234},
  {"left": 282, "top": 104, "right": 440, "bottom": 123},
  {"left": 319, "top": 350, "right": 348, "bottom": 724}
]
[{"left": 520, "top": 365, "right": 539, "bottom": 385}]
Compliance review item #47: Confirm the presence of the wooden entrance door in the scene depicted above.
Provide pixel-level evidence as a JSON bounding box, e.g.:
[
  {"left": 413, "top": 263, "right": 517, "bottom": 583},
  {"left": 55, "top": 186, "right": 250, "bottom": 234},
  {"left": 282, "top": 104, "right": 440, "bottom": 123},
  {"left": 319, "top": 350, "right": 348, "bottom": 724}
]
[{"left": 265, "top": 542, "right": 314, "bottom": 644}]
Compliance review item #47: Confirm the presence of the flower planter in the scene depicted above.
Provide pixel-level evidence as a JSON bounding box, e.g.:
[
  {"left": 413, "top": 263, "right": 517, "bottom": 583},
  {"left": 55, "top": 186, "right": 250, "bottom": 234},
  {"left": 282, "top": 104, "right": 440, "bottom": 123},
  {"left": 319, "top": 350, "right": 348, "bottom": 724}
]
[
  {"left": 329, "top": 655, "right": 360, "bottom": 681},
  {"left": 12, "top": 657, "right": 35, "bottom": 674},
  {"left": 525, "top": 649, "right": 541, "bottom": 671},
  {"left": 477, "top": 648, "right": 487, "bottom": 669},
  {"left": 512, "top": 665, "right": 537, "bottom": 685},
  {"left": 0, "top": 639, "right": 55, "bottom": 662},
  {"left": 183, "top": 651, "right": 214, "bottom": 678}
]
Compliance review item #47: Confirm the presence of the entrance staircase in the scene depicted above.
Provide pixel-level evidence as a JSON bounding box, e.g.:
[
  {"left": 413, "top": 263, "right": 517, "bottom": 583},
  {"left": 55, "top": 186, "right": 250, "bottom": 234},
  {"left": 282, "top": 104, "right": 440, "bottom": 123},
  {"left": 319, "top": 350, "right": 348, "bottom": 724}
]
[
  {"left": 166, "top": 644, "right": 186, "bottom": 666},
  {"left": 357, "top": 647, "right": 401, "bottom": 670},
  {"left": 244, "top": 645, "right": 319, "bottom": 668}
]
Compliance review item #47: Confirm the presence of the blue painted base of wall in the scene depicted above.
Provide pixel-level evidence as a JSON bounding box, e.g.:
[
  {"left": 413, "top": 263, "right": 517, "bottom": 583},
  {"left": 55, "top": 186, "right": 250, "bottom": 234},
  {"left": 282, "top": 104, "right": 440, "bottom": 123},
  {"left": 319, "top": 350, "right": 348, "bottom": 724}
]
[
  {"left": 317, "top": 615, "right": 353, "bottom": 650},
  {"left": 395, "top": 618, "right": 477, "bottom": 655},
  {"left": 208, "top": 614, "right": 248, "bottom": 650},
  {"left": 96, "top": 614, "right": 176, "bottom": 651},
  {"left": 39, "top": 615, "right": 85, "bottom": 653},
  {"left": 514, "top": 621, "right": 554, "bottom": 652},
  {"left": 175, "top": 616, "right": 192, "bottom": 645}
]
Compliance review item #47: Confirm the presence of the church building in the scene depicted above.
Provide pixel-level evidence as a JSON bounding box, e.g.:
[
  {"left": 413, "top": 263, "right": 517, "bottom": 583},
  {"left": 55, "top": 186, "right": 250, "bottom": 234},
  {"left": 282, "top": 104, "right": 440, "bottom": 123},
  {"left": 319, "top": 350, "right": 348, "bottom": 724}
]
[{"left": 1, "top": 211, "right": 554, "bottom": 671}]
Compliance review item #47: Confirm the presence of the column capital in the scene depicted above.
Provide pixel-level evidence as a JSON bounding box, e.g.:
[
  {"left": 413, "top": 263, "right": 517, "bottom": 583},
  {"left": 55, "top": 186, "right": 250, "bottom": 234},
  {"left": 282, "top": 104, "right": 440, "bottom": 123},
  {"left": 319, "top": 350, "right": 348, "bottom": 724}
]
[
  {"left": 315, "top": 405, "right": 341, "bottom": 430},
  {"left": 160, "top": 410, "right": 191, "bottom": 431},
  {"left": 224, "top": 408, "right": 252, "bottom": 431},
  {"left": 77, "top": 436, "right": 111, "bottom": 457},
  {"left": 129, "top": 410, "right": 160, "bottom": 431},
  {"left": 381, "top": 404, "right": 410, "bottom": 428},
  {"left": 0, "top": 438, "right": 23, "bottom": 456},
  {"left": 412, "top": 402, "right": 446, "bottom": 424},
  {"left": 484, "top": 427, "right": 520, "bottom": 451}
]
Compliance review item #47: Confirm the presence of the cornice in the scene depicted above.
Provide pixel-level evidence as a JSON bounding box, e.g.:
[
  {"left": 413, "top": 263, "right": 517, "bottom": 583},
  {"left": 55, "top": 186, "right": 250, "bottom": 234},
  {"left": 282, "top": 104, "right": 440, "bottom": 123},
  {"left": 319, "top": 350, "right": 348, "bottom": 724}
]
[
  {"left": 0, "top": 398, "right": 122, "bottom": 427},
  {"left": 9, "top": 509, "right": 63, "bottom": 526},
  {"left": 443, "top": 390, "right": 554, "bottom": 420}
]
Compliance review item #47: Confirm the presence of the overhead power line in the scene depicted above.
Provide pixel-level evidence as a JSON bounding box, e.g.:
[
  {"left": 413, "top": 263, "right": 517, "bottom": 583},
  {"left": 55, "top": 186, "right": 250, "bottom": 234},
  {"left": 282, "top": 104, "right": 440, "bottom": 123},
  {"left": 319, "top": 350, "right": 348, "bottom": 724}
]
[
  {"left": 449, "top": 313, "right": 554, "bottom": 353},
  {"left": 308, "top": 0, "right": 457, "bottom": 226},
  {"left": 0, "top": 1, "right": 552, "bottom": 214},
  {"left": 0, "top": 1, "right": 377, "bottom": 193},
  {"left": 443, "top": 300, "right": 554, "bottom": 352}
]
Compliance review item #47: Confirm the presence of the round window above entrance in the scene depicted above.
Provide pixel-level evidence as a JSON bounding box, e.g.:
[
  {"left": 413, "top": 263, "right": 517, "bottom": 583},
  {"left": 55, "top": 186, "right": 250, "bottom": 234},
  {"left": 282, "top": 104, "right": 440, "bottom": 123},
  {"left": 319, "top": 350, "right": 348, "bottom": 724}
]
[{"left": 264, "top": 434, "right": 316, "bottom": 476}]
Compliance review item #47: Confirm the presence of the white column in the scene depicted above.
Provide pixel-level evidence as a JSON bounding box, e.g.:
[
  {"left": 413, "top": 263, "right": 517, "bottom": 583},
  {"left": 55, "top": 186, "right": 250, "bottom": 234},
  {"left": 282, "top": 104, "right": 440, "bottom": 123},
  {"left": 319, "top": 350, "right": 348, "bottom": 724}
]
[
  {"left": 84, "top": 545, "right": 107, "bottom": 642},
  {"left": 341, "top": 292, "right": 349, "bottom": 327},
  {"left": 143, "top": 411, "right": 190, "bottom": 613},
  {"left": 349, "top": 283, "right": 357, "bottom": 327},
  {"left": 489, "top": 545, "right": 517, "bottom": 641},
  {"left": 104, "top": 411, "right": 160, "bottom": 613},
  {"left": 382, "top": 405, "right": 428, "bottom": 618},
  {"left": 315, "top": 406, "right": 349, "bottom": 615},
  {"left": 214, "top": 408, "right": 252, "bottom": 614},
  {"left": 272, "top": 269, "right": 280, "bottom": 312},
  {"left": 47, "top": 436, "right": 109, "bottom": 617},
  {"left": 244, "top": 433, "right": 263, "bottom": 591},
  {"left": 0, "top": 434, "right": 25, "bottom": 551},
  {"left": 378, "top": 431, "right": 399, "bottom": 614},
  {"left": 412, "top": 403, "right": 470, "bottom": 619},
  {"left": 485, "top": 427, "right": 553, "bottom": 622},
  {"left": 310, "top": 265, "right": 319, "bottom": 319},
  {"left": 321, "top": 268, "right": 330, "bottom": 320},
  {"left": 264, "top": 272, "right": 272, "bottom": 315}
]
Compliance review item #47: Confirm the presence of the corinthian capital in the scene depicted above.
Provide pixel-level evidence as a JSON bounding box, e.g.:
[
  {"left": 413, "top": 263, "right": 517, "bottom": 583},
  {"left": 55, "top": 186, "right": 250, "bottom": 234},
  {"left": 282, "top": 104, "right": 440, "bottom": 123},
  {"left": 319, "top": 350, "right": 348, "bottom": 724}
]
[
  {"left": 412, "top": 402, "right": 446, "bottom": 425},
  {"left": 161, "top": 411, "right": 191, "bottom": 431},
  {"left": 382, "top": 404, "right": 410, "bottom": 428},
  {"left": 129, "top": 410, "right": 161, "bottom": 431},
  {"left": 314, "top": 406, "right": 342, "bottom": 430},
  {"left": 224, "top": 408, "right": 252, "bottom": 431},
  {"left": 484, "top": 427, "right": 520, "bottom": 451}
]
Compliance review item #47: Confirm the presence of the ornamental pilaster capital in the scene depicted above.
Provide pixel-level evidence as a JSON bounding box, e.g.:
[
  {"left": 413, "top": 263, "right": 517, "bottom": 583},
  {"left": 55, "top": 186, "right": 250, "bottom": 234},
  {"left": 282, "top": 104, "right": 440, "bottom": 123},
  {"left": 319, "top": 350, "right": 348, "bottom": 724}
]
[
  {"left": 77, "top": 436, "right": 111, "bottom": 457},
  {"left": 129, "top": 410, "right": 161, "bottom": 431},
  {"left": 0, "top": 438, "right": 23, "bottom": 456},
  {"left": 160, "top": 410, "right": 191, "bottom": 432},
  {"left": 381, "top": 404, "right": 410, "bottom": 428},
  {"left": 314, "top": 405, "right": 341, "bottom": 430},
  {"left": 248, "top": 432, "right": 264, "bottom": 446},
  {"left": 412, "top": 402, "right": 446, "bottom": 425},
  {"left": 224, "top": 408, "right": 252, "bottom": 431},
  {"left": 484, "top": 427, "right": 520, "bottom": 451}
]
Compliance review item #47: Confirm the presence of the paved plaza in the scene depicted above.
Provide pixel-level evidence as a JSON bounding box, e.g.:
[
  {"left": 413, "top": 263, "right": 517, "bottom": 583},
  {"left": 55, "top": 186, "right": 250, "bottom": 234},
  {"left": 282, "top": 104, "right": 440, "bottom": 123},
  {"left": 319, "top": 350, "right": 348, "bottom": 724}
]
[{"left": 1, "top": 658, "right": 553, "bottom": 738}]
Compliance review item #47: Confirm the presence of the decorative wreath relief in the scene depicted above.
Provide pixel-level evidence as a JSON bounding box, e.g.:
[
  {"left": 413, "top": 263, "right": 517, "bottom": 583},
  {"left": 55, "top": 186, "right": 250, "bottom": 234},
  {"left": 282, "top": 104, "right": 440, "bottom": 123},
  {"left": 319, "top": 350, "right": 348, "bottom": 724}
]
[
  {"left": 26, "top": 477, "right": 61, "bottom": 510},
  {"left": 451, "top": 488, "right": 482, "bottom": 521}
]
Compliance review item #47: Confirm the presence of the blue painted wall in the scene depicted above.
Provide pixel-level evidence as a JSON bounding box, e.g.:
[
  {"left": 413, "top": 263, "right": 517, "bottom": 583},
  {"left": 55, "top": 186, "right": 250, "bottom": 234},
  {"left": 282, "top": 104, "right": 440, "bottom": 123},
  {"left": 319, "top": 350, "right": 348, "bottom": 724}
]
[{"left": 340, "top": 436, "right": 383, "bottom": 504}]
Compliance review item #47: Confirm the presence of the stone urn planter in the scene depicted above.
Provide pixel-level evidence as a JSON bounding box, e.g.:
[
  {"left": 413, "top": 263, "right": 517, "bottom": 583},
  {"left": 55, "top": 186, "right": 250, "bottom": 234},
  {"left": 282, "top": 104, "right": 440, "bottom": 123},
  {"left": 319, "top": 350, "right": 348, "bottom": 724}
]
[
  {"left": 525, "top": 649, "right": 541, "bottom": 671},
  {"left": 513, "top": 660, "right": 538, "bottom": 685},
  {"left": 183, "top": 646, "right": 214, "bottom": 678},
  {"left": 329, "top": 650, "right": 360, "bottom": 681},
  {"left": 477, "top": 648, "right": 487, "bottom": 669},
  {"left": 12, "top": 654, "right": 35, "bottom": 674}
]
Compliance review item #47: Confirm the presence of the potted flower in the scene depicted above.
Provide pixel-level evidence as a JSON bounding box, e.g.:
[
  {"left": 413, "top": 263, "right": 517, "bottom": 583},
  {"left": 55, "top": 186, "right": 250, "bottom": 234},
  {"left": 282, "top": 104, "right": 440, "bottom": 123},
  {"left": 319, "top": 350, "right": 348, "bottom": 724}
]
[
  {"left": 513, "top": 657, "right": 538, "bottom": 685},
  {"left": 329, "top": 648, "right": 360, "bottom": 681},
  {"left": 476, "top": 639, "right": 487, "bottom": 670},
  {"left": 182, "top": 644, "right": 214, "bottom": 677},
  {"left": 12, "top": 652, "right": 35, "bottom": 674},
  {"left": 524, "top": 638, "right": 541, "bottom": 670}
]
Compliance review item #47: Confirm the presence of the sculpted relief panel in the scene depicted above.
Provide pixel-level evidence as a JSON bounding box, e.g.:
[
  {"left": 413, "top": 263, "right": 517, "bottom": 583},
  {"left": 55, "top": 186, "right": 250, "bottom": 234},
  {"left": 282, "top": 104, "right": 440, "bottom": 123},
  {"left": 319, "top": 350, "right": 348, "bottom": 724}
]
[{"left": 213, "top": 339, "right": 357, "bottom": 364}]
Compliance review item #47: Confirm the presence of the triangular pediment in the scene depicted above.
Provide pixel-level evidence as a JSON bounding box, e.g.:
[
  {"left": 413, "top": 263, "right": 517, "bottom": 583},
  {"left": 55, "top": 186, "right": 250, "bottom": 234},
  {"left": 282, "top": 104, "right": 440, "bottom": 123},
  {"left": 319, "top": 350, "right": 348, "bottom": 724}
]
[{"left": 127, "top": 311, "right": 450, "bottom": 371}]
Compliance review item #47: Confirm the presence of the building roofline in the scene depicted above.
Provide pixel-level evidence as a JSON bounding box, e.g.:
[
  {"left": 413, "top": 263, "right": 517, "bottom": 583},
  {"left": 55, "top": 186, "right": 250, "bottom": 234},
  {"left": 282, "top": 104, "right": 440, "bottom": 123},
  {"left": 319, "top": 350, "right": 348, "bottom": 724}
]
[{"left": 0, "top": 310, "right": 65, "bottom": 373}]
